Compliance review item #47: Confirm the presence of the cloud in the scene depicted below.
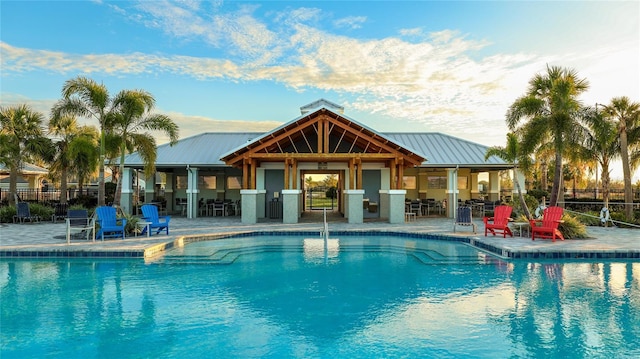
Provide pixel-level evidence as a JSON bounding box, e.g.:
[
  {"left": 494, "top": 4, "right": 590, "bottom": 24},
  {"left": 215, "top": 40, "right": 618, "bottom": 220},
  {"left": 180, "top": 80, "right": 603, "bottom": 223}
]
[{"left": 334, "top": 16, "right": 366, "bottom": 29}]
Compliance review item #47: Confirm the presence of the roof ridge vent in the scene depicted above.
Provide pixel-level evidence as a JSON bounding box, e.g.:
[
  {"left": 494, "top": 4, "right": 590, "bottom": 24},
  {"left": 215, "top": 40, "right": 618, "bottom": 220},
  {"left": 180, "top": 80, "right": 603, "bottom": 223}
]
[{"left": 300, "top": 98, "right": 344, "bottom": 115}]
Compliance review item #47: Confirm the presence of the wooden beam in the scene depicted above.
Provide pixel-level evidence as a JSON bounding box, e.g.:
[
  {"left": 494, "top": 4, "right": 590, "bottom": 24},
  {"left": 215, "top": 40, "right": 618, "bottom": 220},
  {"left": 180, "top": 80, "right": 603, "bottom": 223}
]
[
  {"left": 243, "top": 160, "right": 249, "bottom": 189},
  {"left": 349, "top": 159, "right": 355, "bottom": 189},
  {"left": 356, "top": 157, "right": 362, "bottom": 190},
  {"left": 291, "top": 159, "right": 297, "bottom": 190}
]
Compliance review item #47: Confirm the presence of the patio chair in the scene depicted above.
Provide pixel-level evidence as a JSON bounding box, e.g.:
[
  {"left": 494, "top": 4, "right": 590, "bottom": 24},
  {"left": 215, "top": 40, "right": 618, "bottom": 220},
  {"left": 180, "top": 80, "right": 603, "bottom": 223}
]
[
  {"left": 52, "top": 203, "right": 69, "bottom": 223},
  {"left": 530, "top": 206, "right": 565, "bottom": 242},
  {"left": 66, "top": 209, "right": 95, "bottom": 244},
  {"left": 211, "top": 201, "right": 225, "bottom": 217},
  {"left": 483, "top": 205, "right": 514, "bottom": 238},
  {"left": 453, "top": 206, "right": 477, "bottom": 234},
  {"left": 95, "top": 206, "right": 126, "bottom": 240},
  {"left": 13, "top": 202, "right": 40, "bottom": 224},
  {"left": 410, "top": 200, "right": 421, "bottom": 217},
  {"left": 141, "top": 204, "right": 170, "bottom": 235}
]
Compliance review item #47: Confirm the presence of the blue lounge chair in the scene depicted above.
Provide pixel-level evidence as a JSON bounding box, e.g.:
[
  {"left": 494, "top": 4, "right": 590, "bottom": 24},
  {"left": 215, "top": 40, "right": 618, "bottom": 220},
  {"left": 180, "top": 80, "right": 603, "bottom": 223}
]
[
  {"left": 453, "top": 206, "right": 477, "bottom": 234},
  {"left": 141, "top": 204, "right": 170, "bottom": 235},
  {"left": 13, "top": 202, "right": 40, "bottom": 224},
  {"left": 95, "top": 206, "right": 126, "bottom": 240}
]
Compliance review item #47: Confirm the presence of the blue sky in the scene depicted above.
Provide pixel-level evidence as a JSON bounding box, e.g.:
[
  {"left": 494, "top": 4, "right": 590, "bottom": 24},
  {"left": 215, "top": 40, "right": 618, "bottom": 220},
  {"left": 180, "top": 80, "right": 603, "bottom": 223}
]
[{"left": 1, "top": 1, "right": 639, "bottom": 180}]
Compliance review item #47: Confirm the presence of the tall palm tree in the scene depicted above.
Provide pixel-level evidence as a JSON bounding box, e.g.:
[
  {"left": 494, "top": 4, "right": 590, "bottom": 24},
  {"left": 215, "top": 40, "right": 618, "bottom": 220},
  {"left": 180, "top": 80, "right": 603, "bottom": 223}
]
[
  {"left": 48, "top": 114, "right": 100, "bottom": 204},
  {"left": 108, "top": 89, "right": 179, "bottom": 206},
  {"left": 68, "top": 131, "right": 100, "bottom": 195},
  {"left": 506, "top": 65, "right": 589, "bottom": 206},
  {"left": 0, "top": 104, "right": 53, "bottom": 205},
  {"left": 600, "top": 97, "right": 640, "bottom": 220},
  {"left": 52, "top": 76, "right": 111, "bottom": 206},
  {"left": 485, "top": 132, "right": 533, "bottom": 219},
  {"left": 578, "top": 106, "right": 619, "bottom": 209}
]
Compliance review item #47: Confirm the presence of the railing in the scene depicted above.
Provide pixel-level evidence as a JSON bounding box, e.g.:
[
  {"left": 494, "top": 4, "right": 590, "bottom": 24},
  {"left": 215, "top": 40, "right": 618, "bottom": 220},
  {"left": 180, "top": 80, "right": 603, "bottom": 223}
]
[{"left": 0, "top": 188, "right": 97, "bottom": 205}]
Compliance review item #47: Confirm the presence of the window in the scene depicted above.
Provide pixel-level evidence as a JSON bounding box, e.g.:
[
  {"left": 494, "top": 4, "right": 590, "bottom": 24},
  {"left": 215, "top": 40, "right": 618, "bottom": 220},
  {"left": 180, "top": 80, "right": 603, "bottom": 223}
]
[
  {"left": 458, "top": 176, "right": 468, "bottom": 190},
  {"left": 176, "top": 175, "right": 187, "bottom": 189},
  {"left": 199, "top": 175, "right": 217, "bottom": 189},
  {"left": 427, "top": 176, "right": 447, "bottom": 189},
  {"left": 227, "top": 176, "right": 242, "bottom": 189},
  {"left": 402, "top": 176, "right": 416, "bottom": 189}
]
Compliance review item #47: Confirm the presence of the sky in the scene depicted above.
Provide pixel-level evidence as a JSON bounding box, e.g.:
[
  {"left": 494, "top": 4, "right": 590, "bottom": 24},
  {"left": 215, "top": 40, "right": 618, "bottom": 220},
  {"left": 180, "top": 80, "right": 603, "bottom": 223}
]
[{"left": 1, "top": 0, "right": 639, "bottom": 181}]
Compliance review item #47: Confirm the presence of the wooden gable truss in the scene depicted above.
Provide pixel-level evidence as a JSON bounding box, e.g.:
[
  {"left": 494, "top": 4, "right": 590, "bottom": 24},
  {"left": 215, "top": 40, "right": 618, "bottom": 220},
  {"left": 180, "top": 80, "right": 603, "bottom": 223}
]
[{"left": 221, "top": 108, "right": 426, "bottom": 190}]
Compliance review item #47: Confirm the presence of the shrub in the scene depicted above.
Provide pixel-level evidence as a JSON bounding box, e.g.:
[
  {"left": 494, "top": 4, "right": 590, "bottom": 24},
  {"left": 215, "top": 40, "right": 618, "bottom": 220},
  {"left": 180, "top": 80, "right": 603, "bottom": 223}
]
[
  {"left": 0, "top": 206, "right": 17, "bottom": 223},
  {"left": 558, "top": 213, "right": 588, "bottom": 239}
]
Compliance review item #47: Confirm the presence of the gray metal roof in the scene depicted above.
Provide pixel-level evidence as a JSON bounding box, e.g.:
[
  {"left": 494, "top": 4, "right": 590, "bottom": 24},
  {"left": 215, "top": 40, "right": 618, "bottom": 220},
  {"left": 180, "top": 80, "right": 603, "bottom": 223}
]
[
  {"left": 0, "top": 162, "right": 49, "bottom": 174},
  {"left": 123, "top": 132, "right": 263, "bottom": 168},
  {"left": 124, "top": 131, "right": 508, "bottom": 169},
  {"left": 384, "top": 132, "right": 506, "bottom": 168}
]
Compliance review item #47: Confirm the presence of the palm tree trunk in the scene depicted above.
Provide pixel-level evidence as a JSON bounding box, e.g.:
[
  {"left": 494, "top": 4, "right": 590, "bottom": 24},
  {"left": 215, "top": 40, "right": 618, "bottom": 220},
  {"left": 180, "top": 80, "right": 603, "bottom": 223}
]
[
  {"left": 9, "top": 166, "right": 18, "bottom": 206},
  {"left": 549, "top": 152, "right": 563, "bottom": 206},
  {"left": 60, "top": 167, "right": 68, "bottom": 204},
  {"left": 515, "top": 179, "right": 532, "bottom": 219},
  {"left": 601, "top": 162, "right": 610, "bottom": 209},
  {"left": 619, "top": 131, "right": 634, "bottom": 220}
]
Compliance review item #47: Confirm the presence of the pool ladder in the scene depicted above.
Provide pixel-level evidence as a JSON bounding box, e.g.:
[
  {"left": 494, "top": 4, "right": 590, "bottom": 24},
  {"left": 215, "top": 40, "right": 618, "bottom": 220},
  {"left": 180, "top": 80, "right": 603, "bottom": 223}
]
[{"left": 320, "top": 208, "right": 329, "bottom": 259}]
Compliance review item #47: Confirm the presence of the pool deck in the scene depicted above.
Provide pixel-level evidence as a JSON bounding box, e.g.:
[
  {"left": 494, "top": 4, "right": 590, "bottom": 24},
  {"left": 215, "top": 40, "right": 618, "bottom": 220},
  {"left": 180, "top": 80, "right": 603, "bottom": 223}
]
[{"left": 0, "top": 214, "right": 638, "bottom": 260}]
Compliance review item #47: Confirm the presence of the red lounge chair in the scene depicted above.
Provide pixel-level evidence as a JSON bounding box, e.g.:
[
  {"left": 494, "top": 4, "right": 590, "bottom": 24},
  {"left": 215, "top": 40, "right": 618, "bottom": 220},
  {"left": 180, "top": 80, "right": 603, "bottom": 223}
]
[
  {"left": 483, "top": 205, "right": 513, "bottom": 238},
  {"left": 529, "top": 206, "right": 564, "bottom": 242}
]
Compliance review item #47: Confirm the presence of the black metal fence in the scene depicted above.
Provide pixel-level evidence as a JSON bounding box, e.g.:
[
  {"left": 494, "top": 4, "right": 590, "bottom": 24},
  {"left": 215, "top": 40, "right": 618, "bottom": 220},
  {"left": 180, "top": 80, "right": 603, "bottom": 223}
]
[{"left": 0, "top": 188, "right": 97, "bottom": 205}]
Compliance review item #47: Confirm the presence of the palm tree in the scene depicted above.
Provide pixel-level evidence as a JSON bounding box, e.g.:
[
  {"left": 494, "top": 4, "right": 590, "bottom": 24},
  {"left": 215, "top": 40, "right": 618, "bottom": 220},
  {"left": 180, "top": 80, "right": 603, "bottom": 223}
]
[
  {"left": 68, "top": 131, "right": 100, "bottom": 195},
  {"left": 600, "top": 97, "right": 640, "bottom": 220},
  {"left": 108, "top": 89, "right": 179, "bottom": 207},
  {"left": 485, "top": 132, "right": 533, "bottom": 219},
  {"left": 48, "top": 114, "right": 100, "bottom": 204},
  {"left": 577, "top": 106, "right": 619, "bottom": 209},
  {"left": 52, "top": 76, "right": 111, "bottom": 206},
  {"left": 0, "top": 104, "right": 53, "bottom": 205},
  {"left": 506, "top": 65, "right": 589, "bottom": 206}
]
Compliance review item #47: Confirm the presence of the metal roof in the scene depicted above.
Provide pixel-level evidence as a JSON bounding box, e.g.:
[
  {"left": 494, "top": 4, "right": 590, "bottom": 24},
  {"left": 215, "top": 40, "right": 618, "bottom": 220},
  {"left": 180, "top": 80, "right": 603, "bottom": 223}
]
[
  {"left": 384, "top": 132, "right": 506, "bottom": 168},
  {"left": 124, "top": 131, "right": 508, "bottom": 169},
  {"left": 0, "top": 162, "right": 49, "bottom": 175}
]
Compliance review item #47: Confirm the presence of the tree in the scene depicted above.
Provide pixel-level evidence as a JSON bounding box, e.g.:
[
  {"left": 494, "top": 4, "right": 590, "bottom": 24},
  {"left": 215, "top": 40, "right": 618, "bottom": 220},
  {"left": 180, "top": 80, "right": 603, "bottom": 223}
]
[
  {"left": 600, "top": 97, "right": 640, "bottom": 220},
  {"left": 0, "top": 104, "right": 53, "bottom": 205},
  {"left": 577, "top": 106, "right": 619, "bottom": 209},
  {"left": 108, "top": 89, "right": 179, "bottom": 206},
  {"left": 506, "top": 65, "right": 589, "bottom": 206},
  {"left": 52, "top": 76, "right": 111, "bottom": 206},
  {"left": 485, "top": 132, "right": 533, "bottom": 219},
  {"left": 48, "top": 114, "right": 100, "bottom": 204}
]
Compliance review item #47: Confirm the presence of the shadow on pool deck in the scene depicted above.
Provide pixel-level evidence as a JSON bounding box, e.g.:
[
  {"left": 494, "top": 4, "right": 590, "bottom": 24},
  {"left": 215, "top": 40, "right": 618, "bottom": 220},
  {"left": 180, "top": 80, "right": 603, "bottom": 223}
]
[{"left": 0, "top": 213, "right": 638, "bottom": 259}]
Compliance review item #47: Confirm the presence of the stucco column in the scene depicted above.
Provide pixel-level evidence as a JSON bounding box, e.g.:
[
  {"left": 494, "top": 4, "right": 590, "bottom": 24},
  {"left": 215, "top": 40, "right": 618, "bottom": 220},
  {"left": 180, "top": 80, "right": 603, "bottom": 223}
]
[
  {"left": 470, "top": 172, "right": 480, "bottom": 199},
  {"left": 241, "top": 189, "right": 265, "bottom": 224},
  {"left": 344, "top": 189, "right": 364, "bottom": 224},
  {"left": 446, "top": 168, "right": 458, "bottom": 218},
  {"left": 387, "top": 189, "right": 407, "bottom": 224},
  {"left": 121, "top": 168, "right": 133, "bottom": 215},
  {"left": 379, "top": 190, "right": 389, "bottom": 219},
  {"left": 488, "top": 171, "right": 501, "bottom": 202},
  {"left": 282, "top": 189, "right": 301, "bottom": 224},
  {"left": 186, "top": 167, "right": 199, "bottom": 218},
  {"left": 512, "top": 168, "right": 527, "bottom": 199}
]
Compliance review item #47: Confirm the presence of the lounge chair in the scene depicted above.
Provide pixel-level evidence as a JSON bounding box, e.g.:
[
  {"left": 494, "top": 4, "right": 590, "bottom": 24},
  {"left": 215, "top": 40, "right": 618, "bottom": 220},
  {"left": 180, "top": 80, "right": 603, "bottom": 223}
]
[
  {"left": 453, "top": 206, "right": 477, "bottom": 234},
  {"left": 66, "top": 209, "right": 95, "bottom": 244},
  {"left": 483, "top": 205, "right": 514, "bottom": 238},
  {"left": 13, "top": 202, "right": 40, "bottom": 224},
  {"left": 141, "top": 204, "right": 170, "bottom": 235},
  {"left": 95, "top": 206, "right": 126, "bottom": 240},
  {"left": 52, "top": 203, "right": 69, "bottom": 223},
  {"left": 529, "top": 206, "right": 565, "bottom": 242}
]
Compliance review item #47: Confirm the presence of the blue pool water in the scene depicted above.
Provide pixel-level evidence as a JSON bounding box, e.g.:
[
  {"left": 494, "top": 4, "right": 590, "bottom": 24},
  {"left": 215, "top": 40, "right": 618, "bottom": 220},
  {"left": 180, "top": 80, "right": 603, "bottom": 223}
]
[{"left": 1, "top": 234, "right": 639, "bottom": 358}]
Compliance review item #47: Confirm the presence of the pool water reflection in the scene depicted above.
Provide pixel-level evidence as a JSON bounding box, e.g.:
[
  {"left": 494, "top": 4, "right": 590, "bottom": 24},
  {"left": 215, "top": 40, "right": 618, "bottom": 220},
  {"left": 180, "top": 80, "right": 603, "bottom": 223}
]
[{"left": 1, "top": 235, "right": 639, "bottom": 358}]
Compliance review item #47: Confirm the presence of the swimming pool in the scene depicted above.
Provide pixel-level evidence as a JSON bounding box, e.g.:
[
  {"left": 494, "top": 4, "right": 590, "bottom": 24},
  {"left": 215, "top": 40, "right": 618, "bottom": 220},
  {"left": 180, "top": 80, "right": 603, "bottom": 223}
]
[{"left": 1, "top": 234, "right": 639, "bottom": 358}]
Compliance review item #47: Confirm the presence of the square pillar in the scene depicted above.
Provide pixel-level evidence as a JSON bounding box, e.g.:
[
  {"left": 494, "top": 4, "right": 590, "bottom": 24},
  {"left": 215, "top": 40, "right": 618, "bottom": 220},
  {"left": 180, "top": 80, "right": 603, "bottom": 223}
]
[
  {"left": 379, "top": 190, "right": 390, "bottom": 219},
  {"left": 186, "top": 167, "right": 199, "bottom": 219},
  {"left": 446, "top": 168, "right": 459, "bottom": 218},
  {"left": 488, "top": 171, "right": 501, "bottom": 202},
  {"left": 344, "top": 189, "right": 365, "bottom": 224},
  {"left": 386, "top": 189, "right": 407, "bottom": 224},
  {"left": 282, "top": 189, "right": 301, "bottom": 224},
  {"left": 121, "top": 168, "right": 134, "bottom": 215},
  {"left": 241, "top": 189, "right": 265, "bottom": 224}
]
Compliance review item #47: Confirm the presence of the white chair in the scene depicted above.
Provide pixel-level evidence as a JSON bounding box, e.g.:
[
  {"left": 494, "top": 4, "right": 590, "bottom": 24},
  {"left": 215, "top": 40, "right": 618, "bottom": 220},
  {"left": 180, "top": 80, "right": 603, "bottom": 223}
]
[{"left": 66, "top": 209, "right": 95, "bottom": 244}]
